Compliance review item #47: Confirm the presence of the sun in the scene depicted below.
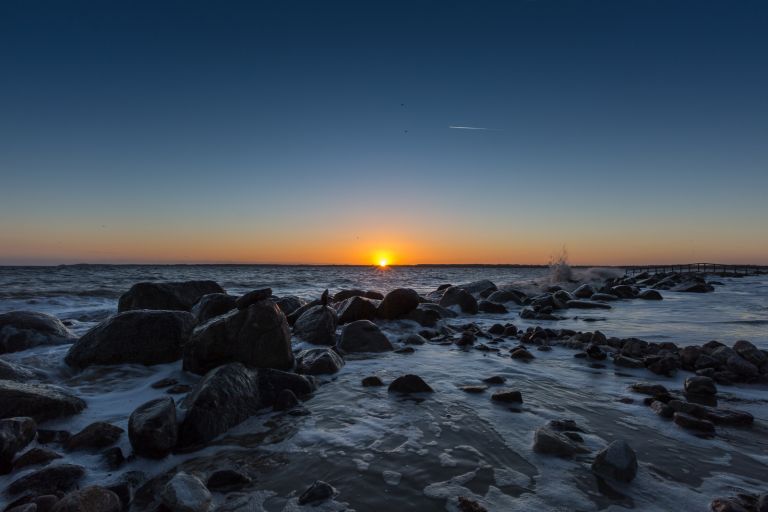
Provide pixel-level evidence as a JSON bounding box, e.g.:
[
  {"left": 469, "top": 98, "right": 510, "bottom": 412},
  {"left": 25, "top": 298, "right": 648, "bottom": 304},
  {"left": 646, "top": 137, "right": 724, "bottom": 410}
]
[{"left": 378, "top": 258, "right": 388, "bottom": 268}]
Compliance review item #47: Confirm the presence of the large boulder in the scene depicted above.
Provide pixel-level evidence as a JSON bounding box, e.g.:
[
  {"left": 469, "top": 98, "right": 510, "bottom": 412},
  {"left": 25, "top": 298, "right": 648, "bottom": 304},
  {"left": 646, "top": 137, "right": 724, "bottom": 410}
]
[
  {"left": 439, "top": 286, "right": 478, "bottom": 314},
  {"left": 572, "top": 284, "right": 595, "bottom": 299},
  {"left": 486, "top": 289, "right": 525, "bottom": 304},
  {"left": 161, "top": 472, "right": 212, "bottom": 512},
  {"left": 456, "top": 280, "right": 497, "bottom": 296},
  {"left": 296, "top": 348, "right": 345, "bottom": 375},
  {"left": 128, "top": 397, "right": 178, "bottom": 458},
  {"left": 190, "top": 293, "right": 237, "bottom": 324},
  {"left": 182, "top": 300, "right": 293, "bottom": 375},
  {"left": 684, "top": 376, "right": 717, "bottom": 396},
  {"left": 591, "top": 440, "right": 638, "bottom": 483},
  {"left": 727, "top": 354, "right": 759, "bottom": 379},
  {"left": 377, "top": 288, "right": 420, "bottom": 320},
  {"left": 118, "top": 280, "right": 224, "bottom": 312},
  {"left": 65, "top": 422, "right": 123, "bottom": 451},
  {"left": 292, "top": 305, "right": 338, "bottom": 345},
  {"left": 335, "top": 296, "right": 378, "bottom": 324},
  {"left": 7, "top": 464, "right": 85, "bottom": 496},
  {"left": 0, "top": 359, "right": 40, "bottom": 382},
  {"left": 177, "top": 363, "right": 313, "bottom": 448},
  {"left": 0, "top": 417, "right": 37, "bottom": 469},
  {"left": 733, "top": 340, "right": 766, "bottom": 368},
  {"left": 333, "top": 289, "right": 383, "bottom": 301},
  {"left": 274, "top": 296, "right": 305, "bottom": 316},
  {"left": 337, "top": 320, "right": 393, "bottom": 353},
  {"left": 51, "top": 485, "right": 122, "bottom": 512},
  {"left": 65, "top": 311, "right": 195, "bottom": 368},
  {"left": 0, "top": 381, "right": 85, "bottom": 422},
  {"left": 0, "top": 311, "right": 75, "bottom": 354}
]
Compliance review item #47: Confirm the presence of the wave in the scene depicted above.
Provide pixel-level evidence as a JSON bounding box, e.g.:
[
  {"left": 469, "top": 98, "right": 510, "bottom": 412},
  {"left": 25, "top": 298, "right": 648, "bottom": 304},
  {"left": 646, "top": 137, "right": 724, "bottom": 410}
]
[{"left": 0, "top": 288, "right": 121, "bottom": 299}]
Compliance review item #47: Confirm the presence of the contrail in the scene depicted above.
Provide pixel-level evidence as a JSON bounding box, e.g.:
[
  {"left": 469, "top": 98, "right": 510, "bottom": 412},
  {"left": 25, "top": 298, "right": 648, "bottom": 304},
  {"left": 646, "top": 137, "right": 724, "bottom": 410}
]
[{"left": 449, "top": 125, "right": 500, "bottom": 131}]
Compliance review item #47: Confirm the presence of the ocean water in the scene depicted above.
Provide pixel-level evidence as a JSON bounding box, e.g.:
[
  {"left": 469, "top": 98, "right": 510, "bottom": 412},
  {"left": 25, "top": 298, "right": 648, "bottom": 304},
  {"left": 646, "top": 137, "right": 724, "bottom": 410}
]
[{"left": 0, "top": 265, "right": 766, "bottom": 511}]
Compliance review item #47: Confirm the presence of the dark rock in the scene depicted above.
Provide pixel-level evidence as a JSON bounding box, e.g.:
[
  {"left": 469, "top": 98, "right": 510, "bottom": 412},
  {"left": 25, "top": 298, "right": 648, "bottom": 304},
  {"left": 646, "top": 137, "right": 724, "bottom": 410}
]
[
  {"left": 510, "top": 347, "right": 534, "bottom": 360},
  {"left": 293, "top": 305, "right": 338, "bottom": 345},
  {"left": 533, "top": 427, "right": 588, "bottom": 457},
  {"left": 684, "top": 376, "right": 717, "bottom": 396},
  {"left": 65, "top": 422, "right": 123, "bottom": 452},
  {"left": 151, "top": 378, "right": 178, "bottom": 389},
  {"left": 0, "top": 417, "right": 36, "bottom": 469},
  {"left": 566, "top": 300, "right": 612, "bottom": 309},
  {"left": 613, "top": 355, "right": 644, "bottom": 368},
  {"left": 646, "top": 355, "right": 679, "bottom": 376},
  {"left": 49, "top": 486, "right": 121, "bottom": 512},
  {"left": 0, "top": 381, "right": 85, "bottom": 422},
  {"left": 298, "top": 480, "right": 337, "bottom": 505},
  {"left": 395, "top": 346, "right": 415, "bottom": 354},
  {"left": 439, "top": 286, "right": 478, "bottom": 314},
  {"left": 7, "top": 464, "right": 85, "bottom": 496},
  {"left": 503, "top": 325, "right": 518, "bottom": 337},
  {"left": 695, "top": 354, "right": 720, "bottom": 370},
  {"left": 167, "top": 384, "right": 192, "bottom": 394},
  {"left": 128, "top": 397, "right": 177, "bottom": 458},
  {"left": 487, "top": 290, "right": 525, "bottom": 304},
  {"left": 102, "top": 447, "right": 124, "bottom": 470},
  {"left": 333, "top": 289, "right": 383, "bottom": 302},
  {"left": 206, "top": 469, "right": 252, "bottom": 492},
  {"left": 456, "top": 280, "right": 497, "bottom": 296},
  {"left": 235, "top": 288, "right": 273, "bottom": 310},
  {"left": 337, "top": 320, "right": 393, "bottom": 353},
  {"left": 461, "top": 386, "right": 487, "bottom": 393},
  {"left": 190, "top": 293, "right": 237, "bottom": 323},
  {"left": 274, "top": 296, "right": 305, "bottom": 316},
  {"left": 491, "top": 390, "right": 522, "bottom": 403},
  {"left": 679, "top": 346, "right": 702, "bottom": 370},
  {"left": 610, "top": 285, "right": 636, "bottom": 298},
  {"left": 572, "top": 284, "right": 595, "bottom": 299},
  {"left": 710, "top": 498, "right": 750, "bottom": 512},
  {"left": 34, "top": 495, "right": 59, "bottom": 512},
  {"left": 334, "top": 296, "right": 377, "bottom": 324},
  {"left": 296, "top": 348, "right": 345, "bottom": 375},
  {"left": 377, "top": 288, "right": 420, "bottom": 319},
  {"left": 488, "top": 324, "right": 505, "bottom": 335},
  {"left": 732, "top": 340, "right": 766, "bottom": 367},
  {"left": 388, "top": 374, "right": 433, "bottom": 393},
  {"left": 0, "top": 359, "right": 40, "bottom": 382},
  {"left": 478, "top": 301, "right": 507, "bottom": 314},
  {"left": 458, "top": 496, "right": 488, "bottom": 512},
  {"left": 727, "top": 354, "right": 759, "bottom": 378},
  {"left": 630, "top": 382, "right": 668, "bottom": 396},
  {"left": 161, "top": 472, "right": 211, "bottom": 512},
  {"left": 704, "top": 408, "right": 754, "bottom": 426},
  {"left": 13, "top": 447, "right": 62, "bottom": 470},
  {"left": 362, "top": 376, "right": 384, "bottom": 387},
  {"left": 0, "top": 311, "right": 75, "bottom": 354},
  {"left": 65, "top": 311, "right": 195, "bottom": 368},
  {"left": 36, "top": 429, "right": 70, "bottom": 445},
  {"left": 402, "top": 333, "right": 427, "bottom": 345},
  {"left": 591, "top": 293, "right": 619, "bottom": 301},
  {"left": 586, "top": 343, "right": 607, "bottom": 360},
  {"left": 591, "top": 440, "right": 638, "bottom": 483},
  {"left": 673, "top": 412, "right": 715, "bottom": 433},
  {"left": 273, "top": 389, "right": 299, "bottom": 411},
  {"left": 456, "top": 331, "right": 476, "bottom": 346},
  {"left": 117, "top": 280, "right": 224, "bottom": 313},
  {"left": 650, "top": 400, "right": 674, "bottom": 418},
  {"left": 671, "top": 281, "right": 713, "bottom": 293},
  {"left": 638, "top": 290, "right": 663, "bottom": 300},
  {"left": 183, "top": 300, "right": 293, "bottom": 375}
]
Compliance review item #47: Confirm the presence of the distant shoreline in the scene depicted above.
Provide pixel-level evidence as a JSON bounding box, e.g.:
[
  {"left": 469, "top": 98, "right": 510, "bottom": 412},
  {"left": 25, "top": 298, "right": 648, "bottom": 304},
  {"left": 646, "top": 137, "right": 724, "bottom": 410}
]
[{"left": 0, "top": 263, "right": 766, "bottom": 269}]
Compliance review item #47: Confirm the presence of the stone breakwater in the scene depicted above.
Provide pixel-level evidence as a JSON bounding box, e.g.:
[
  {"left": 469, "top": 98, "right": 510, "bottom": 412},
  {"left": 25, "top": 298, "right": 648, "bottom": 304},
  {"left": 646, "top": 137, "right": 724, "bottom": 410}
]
[{"left": 0, "top": 272, "right": 765, "bottom": 511}]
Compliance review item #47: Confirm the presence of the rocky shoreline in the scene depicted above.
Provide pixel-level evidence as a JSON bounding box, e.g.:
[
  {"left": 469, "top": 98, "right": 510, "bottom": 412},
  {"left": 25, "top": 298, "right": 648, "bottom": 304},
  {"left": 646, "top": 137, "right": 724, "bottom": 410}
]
[{"left": 0, "top": 272, "right": 766, "bottom": 511}]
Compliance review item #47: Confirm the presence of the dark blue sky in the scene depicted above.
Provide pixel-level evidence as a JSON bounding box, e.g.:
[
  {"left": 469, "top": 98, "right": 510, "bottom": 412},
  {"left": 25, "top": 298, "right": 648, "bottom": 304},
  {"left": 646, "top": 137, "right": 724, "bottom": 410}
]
[{"left": 1, "top": 1, "right": 766, "bottom": 264}]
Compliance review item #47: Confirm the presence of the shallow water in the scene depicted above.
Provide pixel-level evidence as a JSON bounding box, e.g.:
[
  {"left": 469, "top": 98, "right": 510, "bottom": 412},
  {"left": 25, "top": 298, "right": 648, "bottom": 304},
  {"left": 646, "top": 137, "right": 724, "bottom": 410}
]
[{"left": 1, "top": 265, "right": 766, "bottom": 510}]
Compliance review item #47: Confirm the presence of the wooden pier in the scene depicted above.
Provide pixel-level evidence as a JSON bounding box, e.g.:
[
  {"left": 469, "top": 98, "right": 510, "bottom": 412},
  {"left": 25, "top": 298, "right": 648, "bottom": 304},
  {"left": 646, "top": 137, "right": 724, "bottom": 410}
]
[{"left": 624, "top": 263, "right": 766, "bottom": 277}]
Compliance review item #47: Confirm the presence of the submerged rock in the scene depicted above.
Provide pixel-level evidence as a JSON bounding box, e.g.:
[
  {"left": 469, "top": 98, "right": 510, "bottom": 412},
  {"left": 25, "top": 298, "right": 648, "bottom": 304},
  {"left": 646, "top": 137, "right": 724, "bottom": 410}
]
[
  {"left": 0, "top": 311, "right": 75, "bottom": 354},
  {"left": 0, "top": 381, "right": 86, "bottom": 422},
  {"left": 51, "top": 485, "right": 122, "bottom": 512},
  {"left": 591, "top": 440, "right": 638, "bottom": 483},
  {"left": 533, "top": 426, "right": 589, "bottom": 457},
  {"left": 491, "top": 390, "right": 523, "bottom": 403},
  {"left": 293, "top": 305, "right": 338, "bottom": 345},
  {"left": 161, "top": 472, "right": 212, "bottom": 512},
  {"left": 377, "top": 288, "right": 420, "bottom": 319},
  {"left": 296, "top": 348, "right": 345, "bottom": 375},
  {"left": 128, "top": 397, "right": 178, "bottom": 458},
  {"left": 388, "top": 374, "right": 433, "bottom": 393},
  {"left": 190, "top": 293, "right": 237, "bottom": 324},
  {"left": 478, "top": 300, "right": 507, "bottom": 314},
  {"left": 183, "top": 300, "right": 293, "bottom": 375},
  {"left": 118, "top": 280, "right": 224, "bottom": 312},
  {"left": 673, "top": 412, "right": 715, "bottom": 433},
  {"left": 338, "top": 320, "right": 393, "bottom": 353},
  {"left": 362, "top": 376, "right": 384, "bottom": 387},
  {"left": 298, "top": 480, "right": 337, "bottom": 505},
  {"left": 65, "top": 310, "right": 196, "bottom": 368}
]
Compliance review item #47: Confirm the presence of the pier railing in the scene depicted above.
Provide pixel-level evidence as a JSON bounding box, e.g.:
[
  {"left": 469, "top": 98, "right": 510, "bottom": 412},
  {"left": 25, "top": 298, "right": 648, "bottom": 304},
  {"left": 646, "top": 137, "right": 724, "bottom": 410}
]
[{"left": 624, "top": 263, "right": 766, "bottom": 277}]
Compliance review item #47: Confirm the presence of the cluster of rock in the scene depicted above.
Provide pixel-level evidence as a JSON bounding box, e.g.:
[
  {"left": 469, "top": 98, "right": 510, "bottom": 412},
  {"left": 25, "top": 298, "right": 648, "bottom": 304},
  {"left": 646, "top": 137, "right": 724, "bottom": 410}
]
[{"left": 709, "top": 492, "right": 768, "bottom": 512}]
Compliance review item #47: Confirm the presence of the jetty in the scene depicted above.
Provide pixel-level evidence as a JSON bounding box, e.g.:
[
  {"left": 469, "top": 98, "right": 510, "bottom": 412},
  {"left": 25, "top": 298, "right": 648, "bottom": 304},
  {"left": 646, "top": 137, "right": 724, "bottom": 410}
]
[{"left": 624, "top": 263, "right": 765, "bottom": 277}]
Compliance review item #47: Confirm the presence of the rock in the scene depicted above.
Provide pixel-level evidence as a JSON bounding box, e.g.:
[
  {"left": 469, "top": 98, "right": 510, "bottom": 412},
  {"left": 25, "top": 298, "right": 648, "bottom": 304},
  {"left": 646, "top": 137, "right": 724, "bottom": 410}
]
[
  {"left": 177, "top": 364, "right": 313, "bottom": 448},
  {"left": 710, "top": 498, "right": 750, "bottom": 512},
  {"left": 50, "top": 486, "right": 122, "bottom": 512},
  {"left": 167, "top": 384, "right": 192, "bottom": 394},
  {"left": 695, "top": 354, "right": 720, "bottom": 370},
  {"left": 0, "top": 359, "right": 40, "bottom": 382},
  {"left": 613, "top": 355, "right": 644, "bottom": 368},
  {"left": 566, "top": 300, "right": 612, "bottom": 309},
  {"left": 679, "top": 346, "right": 702, "bottom": 370},
  {"left": 102, "top": 447, "right": 124, "bottom": 470},
  {"left": 572, "top": 284, "right": 595, "bottom": 299},
  {"left": 36, "top": 429, "right": 71, "bottom": 445},
  {"left": 7, "top": 464, "right": 85, "bottom": 496},
  {"left": 273, "top": 389, "right": 299, "bottom": 411},
  {"left": 591, "top": 293, "right": 619, "bottom": 301},
  {"left": 13, "top": 447, "right": 62, "bottom": 470},
  {"left": 610, "top": 285, "right": 636, "bottom": 298},
  {"left": 482, "top": 376, "right": 505, "bottom": 385},
  {"left": 235, "top": 288, "right": 273, "bottom": 310},
  {"left": 586, "top": 343, "right": 607, "bottom": 360},
  {"left": 727, "top": 354, "right": 759, "bottom": 378},
  {"left": 671, "top": 281, "right": 713, "bottom": 293},
  {"left": 292, "top": 305, "right": 338, "bottom": 345},
  {"left": 206, "top": 469, "right": 252, "bottom": 492},
  {"left": 402, "top": 334, "right": 427, "bottom": 345},
  {"left": 65, "top": 422, "right": 123, "bottom": 452},
  {"left": 533, "top": 427, "right": 588, "bottom": 457},
  {"left": 65, "top": 311, "right": 196, "bottom": 368},
  {"left": 337, "top": 320, "right": 393, "bottom": 353},
  {"left": 190, "top": 294, "right": 237, "bottom": 323},
  {"left": 298, "top": 480, "right": 337, "bottom": 505},
  {"left": 161, "top": 472, "right": 212, "bottom": 512},
  {"left": 333, "top": 289, "right": 383, "bottom": 301},
  {"left": 591, "top": 440, "right": 638, "bottom": 483},
  {"left": 685, "top": 376, "right": 717, "bottom": 396},
  {"left": 439, "top": 286, "right": 478, "bottom": 314},
  {"left": 377, "top": 288, "right": 420, "bottom": 319},
  {"left": 118, "top": 281, "right": 224, "bottom": 312},
  {"left": 296, "top": 348, "right": 345, "bottom": 375},
  {"left": 732, "top": 340, "right": 766, "bottom": 367},
  {"left": 638, "top": 289, "right": 663, "bottom": 300},
  {"left": 487, "top": 290, "right": 524, "bottom": 304},
  {"left": 182, "top": 300, "right": 293, "bottom": 375},
  {"left": 0, "top": 417, "right": 36, "bottom": 470},
  {"left": 704, "top": 407, "right": 754, "bottom": 426},
  {"left": 0, "top": 311, "right": 75, "bottom": 354},
  {"left": 510, "top": 347, "right": 534, "bottom": 360},
  {"left": 362, "top": 376, "right": 384, "bottom": 387},
  {"left": 646, "top": 355, "right": 679, "bottom": 376},
  {"left": 461, "top": 386, "right": 487, "bottom": 393},
  {"left": 491, "top": 390, "right": 522, "bottom": 403},
  {"left": 274, "top": 296, "right": 305, "bottom": 316},
  {"left": 0, "top": 381, "right": 86, "bottom": 422},
  {"left": 629, "top": 382, "right": 668, "bottom": 396},
  {"left": 128, "top": 397, "right": 178, "bottom": 458},
  {"left": 456, "top": 280, "right": 497, "bottom": 296},
  {"left": 458, "top": 496, "right": 488, "bottom": 512},
  {"left": 488, "top": 324, "right": 505, "bottom": 335},
  {"left": 478, "top": 301, "right": 507, "bottom": 314},
  {"left": 334, "top": 296, "right": 378, "bottom": 324},
  {"left": 388, "top": 374, "right": 433, "bottom": 393},
  {"left": 673, "top": 412, "right": 715, "bottom": 433},
  {"left": 650, "top": 400, "right": 674, "bottom": 418}
]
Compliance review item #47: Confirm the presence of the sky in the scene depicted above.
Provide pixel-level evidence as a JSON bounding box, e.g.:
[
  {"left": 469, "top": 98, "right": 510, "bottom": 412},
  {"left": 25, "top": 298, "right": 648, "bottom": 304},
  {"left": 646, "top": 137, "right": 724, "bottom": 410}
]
[{"left": 0, "top": 0, "right": 766, "bottom": 266}]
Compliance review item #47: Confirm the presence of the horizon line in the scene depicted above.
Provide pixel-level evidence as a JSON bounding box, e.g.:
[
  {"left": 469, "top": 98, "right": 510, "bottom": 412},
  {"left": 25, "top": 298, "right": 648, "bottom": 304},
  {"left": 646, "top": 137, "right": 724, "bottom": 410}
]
[{"left": 1, "top": 262, "right": 766, "bottom": 269}]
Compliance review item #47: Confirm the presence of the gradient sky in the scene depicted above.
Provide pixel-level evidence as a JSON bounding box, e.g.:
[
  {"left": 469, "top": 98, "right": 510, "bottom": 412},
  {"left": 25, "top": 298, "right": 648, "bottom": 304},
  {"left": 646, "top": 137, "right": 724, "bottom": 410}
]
[{"left": 1, "top": 0, "right": 766, "bottom": 265}]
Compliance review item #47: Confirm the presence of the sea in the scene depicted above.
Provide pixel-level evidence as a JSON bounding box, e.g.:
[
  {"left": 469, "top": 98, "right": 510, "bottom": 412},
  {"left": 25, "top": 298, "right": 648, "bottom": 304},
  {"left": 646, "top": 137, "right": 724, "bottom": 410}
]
[{"left": 1, "top": 264, "right": 766, "bottom": 511}]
